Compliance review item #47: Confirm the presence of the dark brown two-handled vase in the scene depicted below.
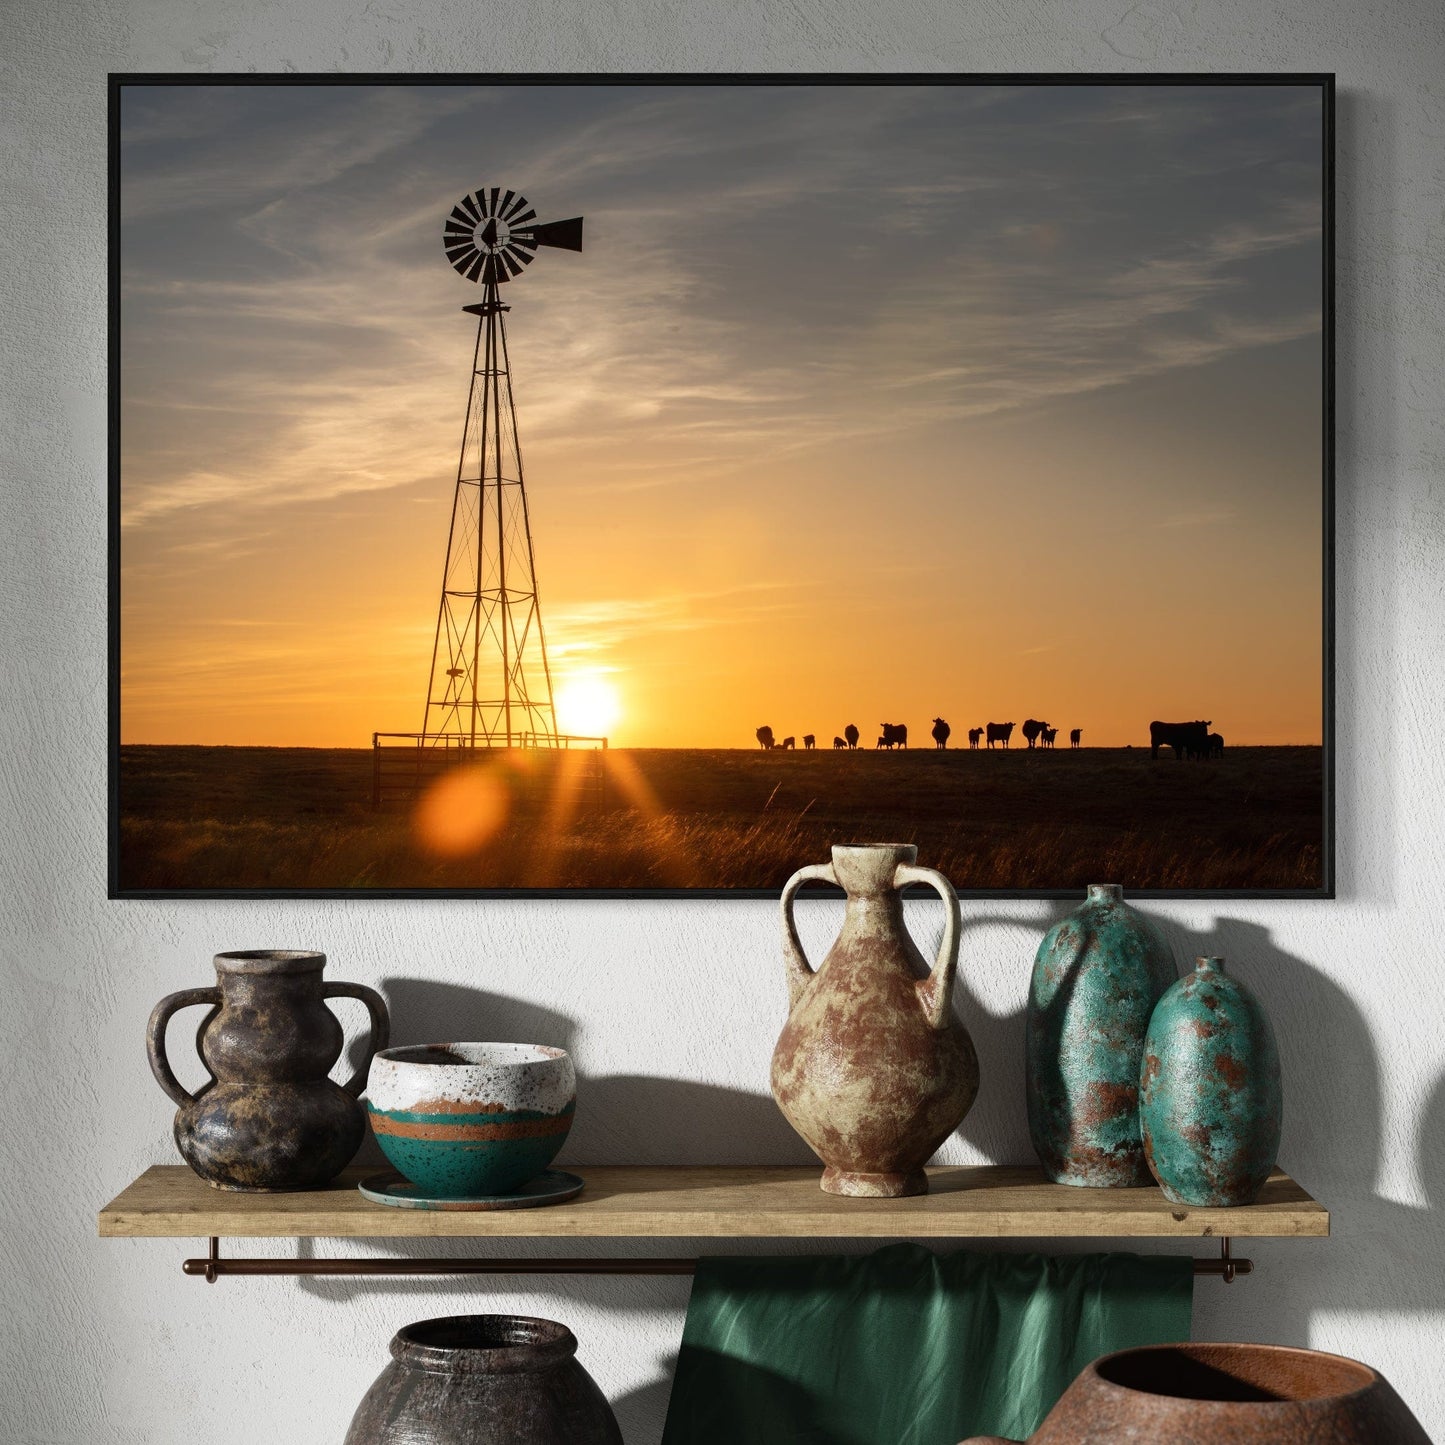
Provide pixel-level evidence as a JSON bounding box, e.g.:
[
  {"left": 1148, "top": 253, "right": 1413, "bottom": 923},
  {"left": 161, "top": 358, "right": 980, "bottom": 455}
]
[
  {"left": 146, "top": 949, "right": 389, "bottom": 1191},
  {"left": 959, "top": 1343, "right": 1431, "bottom": 1444}
]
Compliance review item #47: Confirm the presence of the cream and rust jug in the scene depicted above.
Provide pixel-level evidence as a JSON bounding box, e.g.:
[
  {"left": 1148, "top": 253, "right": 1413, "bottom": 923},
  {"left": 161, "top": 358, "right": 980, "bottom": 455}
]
[{"left": 770, "top": 843, "right": 979, "bottom": 1196}]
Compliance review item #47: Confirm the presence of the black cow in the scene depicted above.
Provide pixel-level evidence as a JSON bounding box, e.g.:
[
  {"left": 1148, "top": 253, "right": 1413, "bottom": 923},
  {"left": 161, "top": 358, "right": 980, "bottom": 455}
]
[
  {"left": 1150, "top": 720, "right": 1211, "bottom": 760},
  {"left": 833, "top": 736, "right": 847, "bottom": 749},
  {"left": 1070, "top": 728, "right": 1081, "bottom": 749},
  {"left": 844, "top": 723, "right": 860, "bottom": 750},
  {"left": 755, "top": 726, "right": 774, "bottom": 750},
  {"left": 986, "top": 721, "right": 1014, "bottom": 749},
  {"left": 780, "top": 735, "right": 796, "bottom": 750},
  {"left": 880, "top": 722, "right": 908, "bottom": 749},
  {"left": 968, "top": 727, "right": 983, "bottom": 749},
  {"left": 1041, "top": 726, "right": 1057, "bottom": 749},
  {"left": 1208, "top": 732, "right": 1225, "bottom": 758},
  {"left": 1021, "top": 718, "right": 1051, "bottom": 750},
  {"left": 931, "top": 718, "right": 951, "bottom": 749},
  {"left": 803, "top": 734, "right": 816, "bottom": 750}
]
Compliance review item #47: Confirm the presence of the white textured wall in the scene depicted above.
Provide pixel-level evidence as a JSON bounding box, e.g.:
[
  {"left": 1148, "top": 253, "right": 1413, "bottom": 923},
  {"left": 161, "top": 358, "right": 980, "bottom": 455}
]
[{"left": 3, "top": 2, "right": 1443, "bottom": 1441}]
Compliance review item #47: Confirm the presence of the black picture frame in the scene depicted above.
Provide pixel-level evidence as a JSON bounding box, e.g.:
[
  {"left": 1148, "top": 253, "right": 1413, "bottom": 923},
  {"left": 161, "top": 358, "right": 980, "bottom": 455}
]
[{"left": 109, "top": 72, "right": 1335, "bottom": 901}]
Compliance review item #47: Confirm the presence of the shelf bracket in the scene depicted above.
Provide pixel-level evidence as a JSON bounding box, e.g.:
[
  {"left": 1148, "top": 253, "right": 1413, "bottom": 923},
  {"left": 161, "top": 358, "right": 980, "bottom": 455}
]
[{"left": 184, "top": 1236, "right": 1252, "bottom": 1283}]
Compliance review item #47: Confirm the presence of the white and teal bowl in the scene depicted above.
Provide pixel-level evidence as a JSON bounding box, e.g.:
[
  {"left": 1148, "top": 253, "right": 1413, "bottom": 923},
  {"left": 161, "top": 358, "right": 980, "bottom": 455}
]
[{"left": 365, "top": 1044, "right": 576, "bottom": 1199}]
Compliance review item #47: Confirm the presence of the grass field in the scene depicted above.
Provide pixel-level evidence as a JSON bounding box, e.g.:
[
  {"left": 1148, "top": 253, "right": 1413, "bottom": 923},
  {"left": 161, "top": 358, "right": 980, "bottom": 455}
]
[{"left": 116, "top": 743, "right": 1325, "bottom": 892}]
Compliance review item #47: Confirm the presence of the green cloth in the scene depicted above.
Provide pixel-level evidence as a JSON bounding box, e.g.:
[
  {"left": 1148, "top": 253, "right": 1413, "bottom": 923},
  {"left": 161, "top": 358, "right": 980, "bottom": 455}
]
[{"left": 661, "top": 1245, "right": 1193, "bottom": 1445}]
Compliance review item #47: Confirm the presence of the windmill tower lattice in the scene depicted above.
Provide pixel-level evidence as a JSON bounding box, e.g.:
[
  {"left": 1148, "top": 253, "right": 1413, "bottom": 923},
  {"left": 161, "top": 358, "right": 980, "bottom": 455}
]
[{"left": 422, "top": 187, "right": 584, "bottom": 747}]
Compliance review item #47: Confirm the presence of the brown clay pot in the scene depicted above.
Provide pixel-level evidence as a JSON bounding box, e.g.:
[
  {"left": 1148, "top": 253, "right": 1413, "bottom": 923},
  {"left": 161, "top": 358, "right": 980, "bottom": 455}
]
[
  {"left": 958, "top": 1342, "right": 1431, "bottom": 1444},
  {"left": 146, "top": 950, "right": 389, "bottom": 1191},
  {"left": 344, "top": 1315, "right": 622, "bottom": 1445},
  {"left": 770, "top": 843, "right": 979, "bottom": 1197}
]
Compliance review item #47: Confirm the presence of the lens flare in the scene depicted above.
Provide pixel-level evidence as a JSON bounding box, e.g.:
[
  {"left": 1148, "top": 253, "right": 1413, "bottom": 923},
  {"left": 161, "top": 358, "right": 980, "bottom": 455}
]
[{"left": 413, "top": 763, "right": 510, "bottom": 857}]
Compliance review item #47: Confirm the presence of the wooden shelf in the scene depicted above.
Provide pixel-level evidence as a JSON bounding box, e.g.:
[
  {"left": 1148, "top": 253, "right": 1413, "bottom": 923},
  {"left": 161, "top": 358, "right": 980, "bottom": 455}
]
[{"left": 99, "top": 1165, "right": 1328, "bottom": 1241}]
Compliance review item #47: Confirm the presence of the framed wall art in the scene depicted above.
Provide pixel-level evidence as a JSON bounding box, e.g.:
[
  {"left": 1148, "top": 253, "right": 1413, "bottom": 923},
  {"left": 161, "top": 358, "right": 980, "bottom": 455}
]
[{"left": 110, "top": 73, "right": 1334, "bottom": 898}]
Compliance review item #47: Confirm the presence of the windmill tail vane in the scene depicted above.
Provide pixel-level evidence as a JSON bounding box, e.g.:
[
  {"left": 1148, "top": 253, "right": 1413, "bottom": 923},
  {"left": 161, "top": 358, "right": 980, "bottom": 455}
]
[{"left": 420, "top": 187, "right": 585, "bottom": 749}]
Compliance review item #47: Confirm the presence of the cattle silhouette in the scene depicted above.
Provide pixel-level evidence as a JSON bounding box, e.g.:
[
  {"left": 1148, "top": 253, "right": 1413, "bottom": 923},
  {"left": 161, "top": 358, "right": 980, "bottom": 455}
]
[
  {"left": 986, "top": 722, "right": 1014, "bottom": 749},
  {"left": 844, "top": 723, "right": 859, "bottom": 750},
  {"left": 1070, "top": 728, "right": 1081, "bottom": 749},
  {"left": 1021, "top": 718, "right": 1051, "bottom": 750},
  {"left": 780, "top": 735, "right": 796, "bottom": 750},
  {"left": 1041, "top": 726, "right": 1058, "bottom": 749},
  {"left": 879, "top": 722, "right": 908, "bottom": 749},
  {"left": 803, "top": 734, "right": 816, "bottom": 750},
  {"left": 968, "top": 727, "right": 983, "bottom": 749},
  {"left": 832, "top": 736, "right": 846, "bottom": 749},
  {"left": 1150, "top": 720, "right": 1211, "bottom": 760},
  {"left": 931, "top": 718, "right": 951, "bottom": 749},
  {"left": 1208, "top": 731, "right": 1225, "bottom": 758},
  {"left": 756, "top": 725, "right": 775, "bottom": 750}
]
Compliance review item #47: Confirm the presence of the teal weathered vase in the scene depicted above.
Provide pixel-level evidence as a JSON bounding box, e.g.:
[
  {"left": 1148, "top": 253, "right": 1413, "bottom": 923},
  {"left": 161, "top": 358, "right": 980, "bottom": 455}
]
[
  {"left": 1140, "top": 957, "right": 1283, "bottom": 1207},
  {"left": 1026, "top": 884, "right": 1177, "bottom": 1187}
]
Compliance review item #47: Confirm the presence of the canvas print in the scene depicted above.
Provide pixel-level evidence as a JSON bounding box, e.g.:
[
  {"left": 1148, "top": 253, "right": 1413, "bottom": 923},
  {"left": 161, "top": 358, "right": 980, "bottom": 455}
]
[{"left": 112, "top": 77, "right": 1331, "bottom": 895}]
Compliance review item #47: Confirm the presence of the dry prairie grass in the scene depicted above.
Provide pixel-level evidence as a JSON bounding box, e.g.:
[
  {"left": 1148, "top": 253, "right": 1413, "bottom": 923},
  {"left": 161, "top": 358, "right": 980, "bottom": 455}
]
[{"left": 117, "top": 744, "right": 1324, "bottom": 893}]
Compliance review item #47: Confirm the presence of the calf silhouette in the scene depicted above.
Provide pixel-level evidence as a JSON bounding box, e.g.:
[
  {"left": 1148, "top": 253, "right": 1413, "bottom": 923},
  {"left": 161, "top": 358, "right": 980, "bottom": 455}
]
[
  {"left": 780, "top": 735, "right": 796, "bottom": 750},
  {"left": 833, "top": 736, "right": 846, "bottom": 749},
  {"left": 931, "top": 718, "right": 951, "bottom": 749},
  {"left": 1070, "top": 728, "right": 1081, "bottom": 749},
  {"left": 844, "top": 723, "right": 859, "bottom": 750},
  {"left": 803, "top": 734, "right": 816, "bottom": 750},
  {"left": 755, "top": 726, "right": 774, "bottom": 750},
  {"left": 986, "top": 722, "right": 1014, "bottom": 749},
  {"left": 1208, "top": 731, "right": 1225, "bottom": 758},
  {"left": 968, "top": 727, "right": 983, "bottom": 749}
]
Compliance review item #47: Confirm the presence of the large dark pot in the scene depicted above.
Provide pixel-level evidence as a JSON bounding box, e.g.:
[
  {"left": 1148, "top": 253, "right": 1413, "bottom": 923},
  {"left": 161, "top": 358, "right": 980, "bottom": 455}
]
[
  {"left": 146, "top": 950, "right": 389, "bottom": 1191},
  {"left": 344, "top": 1316, "right": 623, "bottom": 1445},
  {"left": 959, "top": 1342, "right": 1431, "bottom": 1444}
]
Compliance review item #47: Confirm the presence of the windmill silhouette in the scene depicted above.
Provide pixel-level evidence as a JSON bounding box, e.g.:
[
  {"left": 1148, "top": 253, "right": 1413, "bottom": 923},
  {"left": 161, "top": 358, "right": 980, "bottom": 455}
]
[{"left": 422, "top": 187, "right": 584, "bottom": 746}]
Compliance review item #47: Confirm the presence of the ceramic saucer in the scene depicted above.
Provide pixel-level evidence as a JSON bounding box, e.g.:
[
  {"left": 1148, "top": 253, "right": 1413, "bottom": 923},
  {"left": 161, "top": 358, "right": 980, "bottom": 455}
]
[{"left": 358, "top": 1169, "right": 585, "bottom": 1211}]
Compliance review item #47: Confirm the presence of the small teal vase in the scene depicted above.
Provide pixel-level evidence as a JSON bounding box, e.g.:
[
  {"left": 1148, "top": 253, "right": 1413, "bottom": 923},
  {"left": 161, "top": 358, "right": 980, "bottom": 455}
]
[
  {"left": 1140, "top": 956, "right": 1283, "bottom": 1207},
  {"left": 1026, "top": 884, "right": 1177, "bottom": 1187}
]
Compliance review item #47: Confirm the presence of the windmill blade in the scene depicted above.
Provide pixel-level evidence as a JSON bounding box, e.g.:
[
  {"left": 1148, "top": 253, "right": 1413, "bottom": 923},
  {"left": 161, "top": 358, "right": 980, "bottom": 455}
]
[
  {"left": 487, "top": 186, "right": 501, "bottom": 216},
  {"left": 465, "top": 251, "right": 487, "bottom": 283},
  {"left": 508, "top": 207, "right": 537, "bottom": 227},
  {"left": 498, "top": 189, "right": 518, "bottom": 218},
  {"left": 500, "top": 248, "right": 527, "bottom": 278},
  {"left": 528, "top": 217, "right": 584, "bottom": 252},
  {"left": 504, "top": 243, "right": 536, "bottom": 270},
  {"left": 446, "top": 245, "right": 480, "bottom": 274},
  {"left": 455, "top": 194, "right": 481, "bottom": 223}
]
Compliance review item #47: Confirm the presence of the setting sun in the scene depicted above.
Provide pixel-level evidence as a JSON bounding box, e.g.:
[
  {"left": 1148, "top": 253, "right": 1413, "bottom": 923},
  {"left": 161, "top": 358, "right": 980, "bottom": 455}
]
[{"left": 555, "top": 675, "right": 622, "bottom": 739}]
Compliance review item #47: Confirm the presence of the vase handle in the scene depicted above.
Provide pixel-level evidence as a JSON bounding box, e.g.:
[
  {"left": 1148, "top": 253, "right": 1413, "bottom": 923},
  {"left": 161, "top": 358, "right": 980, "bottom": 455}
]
[
  {"left": 780, "top": 862, "right": 838, "bottom": 1011},
  {"left": 894, "top": 864, "right": 961, "bottom": 1031},
  {"left": 322, "top": 981, "right": 392, "bottom": 1097},
  {"left": 146, "top": 988, "right": 221, "bottom": 1108}
]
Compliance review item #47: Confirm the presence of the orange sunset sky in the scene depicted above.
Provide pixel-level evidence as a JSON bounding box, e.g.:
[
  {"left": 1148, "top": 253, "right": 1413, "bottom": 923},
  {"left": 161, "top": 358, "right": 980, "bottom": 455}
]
[{"left": 120, "top": 83, "right": 1324, "bottom": 750}]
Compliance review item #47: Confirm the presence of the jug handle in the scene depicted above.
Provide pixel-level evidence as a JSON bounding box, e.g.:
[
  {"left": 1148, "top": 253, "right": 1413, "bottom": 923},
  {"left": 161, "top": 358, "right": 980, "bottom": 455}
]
[
  {"left": 322, "top": 982, "right": 392, "bottom": 1097},
  {"left": 895, "top": 863, "right": 961, "bottom": 1031},
  {"left": 146, "top": 988, "right": 221, "bottom": 1108},
  {"left": 780, "top": 862, "right": 838, "bottom": 1010}
]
